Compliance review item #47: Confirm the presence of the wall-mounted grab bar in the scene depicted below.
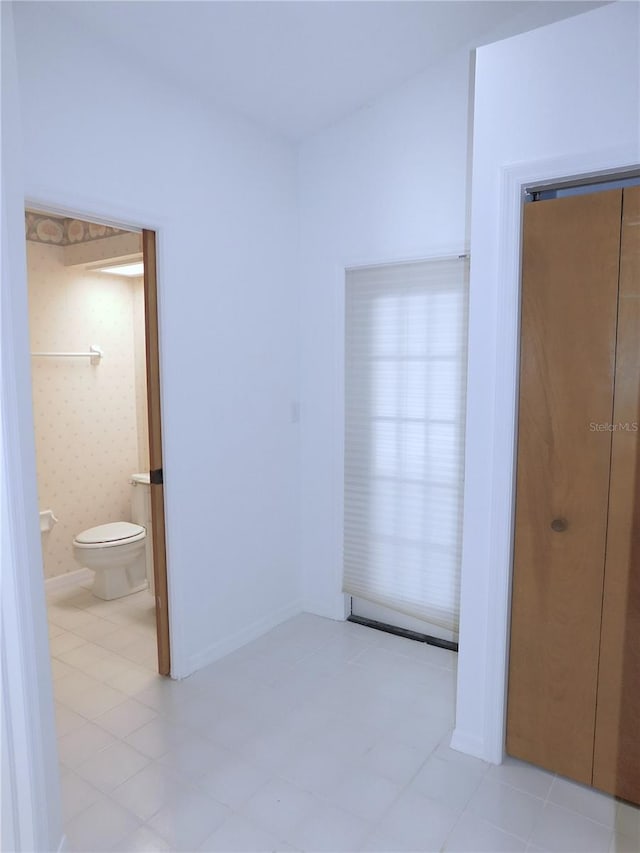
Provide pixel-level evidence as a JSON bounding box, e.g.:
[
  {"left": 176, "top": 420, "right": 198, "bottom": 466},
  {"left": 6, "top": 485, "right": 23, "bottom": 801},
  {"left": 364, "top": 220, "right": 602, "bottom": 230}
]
[{"left": 31, "top": 344, "right": 103, "bottom": 363}]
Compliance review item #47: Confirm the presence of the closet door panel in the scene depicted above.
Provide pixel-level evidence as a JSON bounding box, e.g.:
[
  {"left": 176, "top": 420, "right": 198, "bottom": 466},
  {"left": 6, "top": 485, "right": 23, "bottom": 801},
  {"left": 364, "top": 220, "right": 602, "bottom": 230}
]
[
  {"left": 593, "top": 186, "right": 640, "bottom": 804},
  {"left": 507, "top": 191, "right": 623, "bottom": 783}
]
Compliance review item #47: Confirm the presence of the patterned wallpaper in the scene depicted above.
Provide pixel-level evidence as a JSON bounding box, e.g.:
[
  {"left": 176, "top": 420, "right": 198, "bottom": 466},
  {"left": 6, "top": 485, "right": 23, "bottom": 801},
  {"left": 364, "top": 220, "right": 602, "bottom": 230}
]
[
  {"left": 25, "top": 210, "right": 129, "bottom": 245},
  {"left": 27, "top": 241, "right": 149, "bottom": 578}
]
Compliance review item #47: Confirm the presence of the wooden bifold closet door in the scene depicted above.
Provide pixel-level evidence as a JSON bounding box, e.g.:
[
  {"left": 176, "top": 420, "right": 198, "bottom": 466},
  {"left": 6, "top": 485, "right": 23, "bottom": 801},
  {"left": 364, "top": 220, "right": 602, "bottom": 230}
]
[
  {"left": 592, "top": 187, "right": 640, "bottom": 803},
  {"left": 507, "top": 186, "right": 640, "bottom": 805}
]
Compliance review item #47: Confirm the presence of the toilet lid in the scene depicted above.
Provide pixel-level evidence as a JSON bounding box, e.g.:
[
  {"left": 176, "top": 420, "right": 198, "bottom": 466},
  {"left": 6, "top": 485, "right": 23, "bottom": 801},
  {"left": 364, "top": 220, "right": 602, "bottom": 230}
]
[{"left": 75, "top": 521, "right": 145, "bottom": 545}]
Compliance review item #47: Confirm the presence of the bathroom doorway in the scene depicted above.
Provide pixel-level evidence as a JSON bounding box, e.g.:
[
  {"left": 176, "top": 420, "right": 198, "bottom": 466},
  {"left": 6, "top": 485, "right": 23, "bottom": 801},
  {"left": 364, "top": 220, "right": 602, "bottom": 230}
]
[{"left": 25, "top": 210, "right": 170, "bottom": 679}]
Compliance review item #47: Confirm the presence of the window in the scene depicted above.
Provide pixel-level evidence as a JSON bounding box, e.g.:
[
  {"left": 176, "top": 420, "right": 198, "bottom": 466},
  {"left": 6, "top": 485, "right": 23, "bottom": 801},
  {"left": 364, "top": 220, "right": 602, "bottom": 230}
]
[{"left": 343, "top": 257, "right": 469, "bottom": 633}]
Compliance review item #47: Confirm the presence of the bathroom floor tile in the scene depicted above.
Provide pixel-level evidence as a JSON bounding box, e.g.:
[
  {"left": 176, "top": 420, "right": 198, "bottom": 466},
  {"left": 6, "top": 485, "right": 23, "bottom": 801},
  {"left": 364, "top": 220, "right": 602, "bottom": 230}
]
[
  {"left": 58, "top": 722, "right": 116, "bottom": 769},
  {"left": 50, "top": 659, "right": 78, "bottom": 682},
  {"left": 48, "top": 605, "right": 95, "bottom": 631},
  {"left": 53, "top": 669, "right": 99, "bottom": 702},
  {"left": 410, "top": 753, "right": 485, "bottom": 814},
  {"left": 67, "top": 681, "right": 129, "bottom": 720},
  {"left": 64, "top": 795, "right": 141, "bottom": 852},
  {"left": 110, "top": 824, "right": 172, "bottom": 852},
  {"left": 111, "top": 761, "right": 186, "bottom": 821},
  {"left": 156, "top": 730, "right": 229, "bottom": 780},
  {"left": 359, "top": 735, "right": 428, "bottom": 786},
  {"left": 241, "top": 777, "right": 319, "bottom": 839},
  {"left": 49, "top": 631, "right": 88, "bottom": 656},
  {"left": 466, "top": 776, "right": 545, "bottom": 840},
  {"left": 64, "top": 589, "right": 99, "bottom": 610},
  {"left": 119, "top": 637, "right": 160, "bottom": 667},
  {"left": 75, "top": 739, "right": 150, "bottom": 792},
  {"left": 487, "top": 754, "right": 554, "bottom": 800},
  {"left": 547, "top": 776, "right": 617, "bottom": 828},
  {"left": 59, "top": 770, "right": 103, "bottom": 823},
  {"left": 54, "top": 702, "right": 87, "bottom": 738},
  {"left": 56, "top": 640, "right": 113, "bottom": 670},
  {"left": 68, "top": 616, "right": 122, "bottom": 643},
  {"left": 197, "top": 750, "right": 271, "bottom": 809},
  {"left": 372, "top": 786, "right": 459, "bottom": 851},
  {"left": 147, "top": 787, "right": 231, "bottom": 850},
  {"left": 133, "top": 676, "right": 203, "bottom": 715},
  {"left": 94, "top": 624, "right": 151, "bottom": 653},
  {"left": 237, "top": 724, "right": 308, "bottom": 775},
  {"left": 48, "top": 622, "right": 66, "bottom": 639},
  {"left": 105, "top": 664, "right": 160, "bottom": 695},
  {"left": 284, "top": 800, "right": 371, "bottom": 852},
  {"left": 93, "top": 697, "right": 157, "bottom": 739},
  {"left": 124, "top": 715, "right": 193, "bottom": 759},
  {"left": 530, "top": 802, "right": 613, "bottom": 852},
  {"left": 198, "top": 812, "right": 282, "bottom": 852},
  {"left": 322, "top": 764, "right": 403, "bottom": 822},
  {"left": 443, "top": 811, "right": 528, "bottom": 852},
  {"left": 359, "top": 826, "right": 422, "bottom": 852}
]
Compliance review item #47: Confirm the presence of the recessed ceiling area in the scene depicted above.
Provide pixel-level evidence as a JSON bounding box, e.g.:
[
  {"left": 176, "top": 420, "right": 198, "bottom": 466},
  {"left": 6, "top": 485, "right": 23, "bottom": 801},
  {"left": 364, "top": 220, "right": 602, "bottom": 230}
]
[
  {"left": 52, "top": 0, "right": 605, "bottom": 140},
  {"left": 95, "top": 261, "right": 144, "bottom": 278}
]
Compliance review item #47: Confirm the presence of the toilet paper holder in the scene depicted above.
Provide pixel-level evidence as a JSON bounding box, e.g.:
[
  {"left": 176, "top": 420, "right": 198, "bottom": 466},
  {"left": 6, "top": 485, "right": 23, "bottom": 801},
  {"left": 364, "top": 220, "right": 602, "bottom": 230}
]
[{"left": 39, "top": 510, "right": 59, "bottom": 533}]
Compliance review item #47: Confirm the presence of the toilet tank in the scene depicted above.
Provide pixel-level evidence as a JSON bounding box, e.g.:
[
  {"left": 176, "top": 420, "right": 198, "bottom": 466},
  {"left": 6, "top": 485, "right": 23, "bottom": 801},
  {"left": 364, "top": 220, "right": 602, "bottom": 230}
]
[
  {"left": 130, "top": 472, "right": 151, "bottom": 526},
  {"left": 130, "top": 473, "right": 154, "bottom": 595}
]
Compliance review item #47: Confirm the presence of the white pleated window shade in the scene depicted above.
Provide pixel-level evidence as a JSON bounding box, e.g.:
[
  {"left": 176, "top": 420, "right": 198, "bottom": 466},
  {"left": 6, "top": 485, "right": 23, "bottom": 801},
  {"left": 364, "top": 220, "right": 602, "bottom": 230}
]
[{"left": 343, "top": 257, "right": 469, "bottom": 633}]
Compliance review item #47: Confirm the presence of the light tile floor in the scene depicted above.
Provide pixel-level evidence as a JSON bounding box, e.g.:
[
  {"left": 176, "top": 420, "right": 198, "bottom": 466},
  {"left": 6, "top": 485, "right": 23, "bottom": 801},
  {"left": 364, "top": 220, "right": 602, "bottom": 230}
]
[{"left": 46, "top": 584, "right": 640, "bottom": 852}]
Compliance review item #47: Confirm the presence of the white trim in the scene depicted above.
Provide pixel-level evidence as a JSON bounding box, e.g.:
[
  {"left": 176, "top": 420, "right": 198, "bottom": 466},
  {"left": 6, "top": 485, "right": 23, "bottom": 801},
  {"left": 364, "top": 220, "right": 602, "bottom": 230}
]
[
  {"left": 188, "top": 600, "right": 304, "bottom": 673},
  {"left": 44, "top": 568, "right": 93, "bottom": 592},
  {"left": 304, "top": 597, "right": 349, "bottom": 622},
  {"left": 340, "top": 243, "right": 470, "bottom": 274},
  {"left": 24, "top": 190, "right": 162, "bottom": 234},
  {"left": 344, "top": 249, "right": 469, "bottom": 272},
  {"left": 1, "top": 6, "right": 63, "bottom": 849},
  {"left": 455, "top": 145, "right": 640, "bottom": 765},
  {"left": 449, "top": 729, "right": 486, "bottom": 761},
  {"left": 312, "top": 242, "right": 470, "bottom": 624}
]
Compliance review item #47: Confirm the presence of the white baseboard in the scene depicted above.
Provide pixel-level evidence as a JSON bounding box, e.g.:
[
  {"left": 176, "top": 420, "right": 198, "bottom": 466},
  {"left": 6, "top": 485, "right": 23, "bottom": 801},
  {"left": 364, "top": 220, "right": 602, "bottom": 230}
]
[
  {"left": 302, "top": 593, "right": 349, "bottom": 622},
  {"left": 44, "top": 568, "right": 92, "bottom": 592},
  {"left": 187, "top": 599, "right": 304, "bottom": 675},
  {"left": 449, "top": 727, "right": 492, "bottom": 763}
]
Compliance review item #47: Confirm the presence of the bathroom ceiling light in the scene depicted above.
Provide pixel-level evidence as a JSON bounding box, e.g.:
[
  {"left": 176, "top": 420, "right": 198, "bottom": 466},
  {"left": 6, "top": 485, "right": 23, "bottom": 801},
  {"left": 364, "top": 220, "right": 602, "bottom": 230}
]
[{"left": 96, "top": 261, "right": 144, "bottom": 277}]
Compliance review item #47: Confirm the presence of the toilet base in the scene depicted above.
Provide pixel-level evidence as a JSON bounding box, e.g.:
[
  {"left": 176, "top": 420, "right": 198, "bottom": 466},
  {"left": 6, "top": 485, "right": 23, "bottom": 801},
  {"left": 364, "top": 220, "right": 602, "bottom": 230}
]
[
  {"left": 91, "top": 568, "right": 148, "bottom": 600},
  {"left": 73, "top": 531, "right": 148, "bottom": 601}
]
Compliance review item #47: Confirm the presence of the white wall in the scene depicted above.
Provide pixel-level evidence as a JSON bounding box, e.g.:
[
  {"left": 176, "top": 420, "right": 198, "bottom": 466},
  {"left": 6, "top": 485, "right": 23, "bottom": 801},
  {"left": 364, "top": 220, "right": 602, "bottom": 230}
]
[
  {"left": 455, "top": 1, "right": 640, "bottom": 762},
  {"left": 1, "top": 3, "right": 62, "bottom": 849},
  {"left": 297, "top": 46, "right": 474, "bottom": 618},
  {"left": 11, "top": 2, "right": 301, "bottom": 677}
]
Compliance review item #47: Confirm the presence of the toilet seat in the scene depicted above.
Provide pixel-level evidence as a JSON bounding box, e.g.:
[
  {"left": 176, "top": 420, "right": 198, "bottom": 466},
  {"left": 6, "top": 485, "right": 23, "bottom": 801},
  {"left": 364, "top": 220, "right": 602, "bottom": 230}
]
[{"left": 73, "top": 521, "right": 145, "bottom": 549}]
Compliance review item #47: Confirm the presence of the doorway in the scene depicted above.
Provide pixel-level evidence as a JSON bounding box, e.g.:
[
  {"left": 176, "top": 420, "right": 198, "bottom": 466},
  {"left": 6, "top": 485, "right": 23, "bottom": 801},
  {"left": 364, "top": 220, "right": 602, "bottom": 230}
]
[{"left": 25, "top": 210, "right": 170, "bottom": 677}]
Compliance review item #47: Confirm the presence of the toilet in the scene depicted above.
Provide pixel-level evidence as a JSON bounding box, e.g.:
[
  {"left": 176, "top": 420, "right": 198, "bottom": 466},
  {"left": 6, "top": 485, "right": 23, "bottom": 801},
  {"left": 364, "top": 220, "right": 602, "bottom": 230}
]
[{"left": 72, "top": 473, "right": 154, "bottom": 600}]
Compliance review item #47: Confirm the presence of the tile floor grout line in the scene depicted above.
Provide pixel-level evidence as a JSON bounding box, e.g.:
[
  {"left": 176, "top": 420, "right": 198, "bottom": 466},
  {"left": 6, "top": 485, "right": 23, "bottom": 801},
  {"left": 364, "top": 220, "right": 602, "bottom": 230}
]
[{"left": 47, "top": 582, "right": 638, "bottom": 853}]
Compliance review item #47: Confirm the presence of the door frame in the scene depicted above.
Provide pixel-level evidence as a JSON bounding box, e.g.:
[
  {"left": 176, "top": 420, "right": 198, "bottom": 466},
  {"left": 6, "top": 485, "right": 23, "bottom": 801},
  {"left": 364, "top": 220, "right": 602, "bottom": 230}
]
[
  {"left": 452, "top": 147, "right": 640, "bottom": 765},
  {"left": 142, "top": 229, "right": 170, "bottom": 674},
  {"left": 22, "top": 193, "right": 178, "bottom": 678}
]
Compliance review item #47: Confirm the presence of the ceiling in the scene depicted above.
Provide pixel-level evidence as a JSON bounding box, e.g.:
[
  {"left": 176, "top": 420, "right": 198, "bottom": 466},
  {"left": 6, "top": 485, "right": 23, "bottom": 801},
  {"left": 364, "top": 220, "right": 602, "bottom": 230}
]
[{"left": 52, "top": 1, "right": 605, "bottom": 141}]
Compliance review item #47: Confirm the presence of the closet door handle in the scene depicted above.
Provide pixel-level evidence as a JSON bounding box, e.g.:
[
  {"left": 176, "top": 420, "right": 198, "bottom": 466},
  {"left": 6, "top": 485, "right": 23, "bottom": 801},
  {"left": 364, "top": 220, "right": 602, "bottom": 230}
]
[{"left": 551, "top": 518, "right": 568, "bottom": 533}]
